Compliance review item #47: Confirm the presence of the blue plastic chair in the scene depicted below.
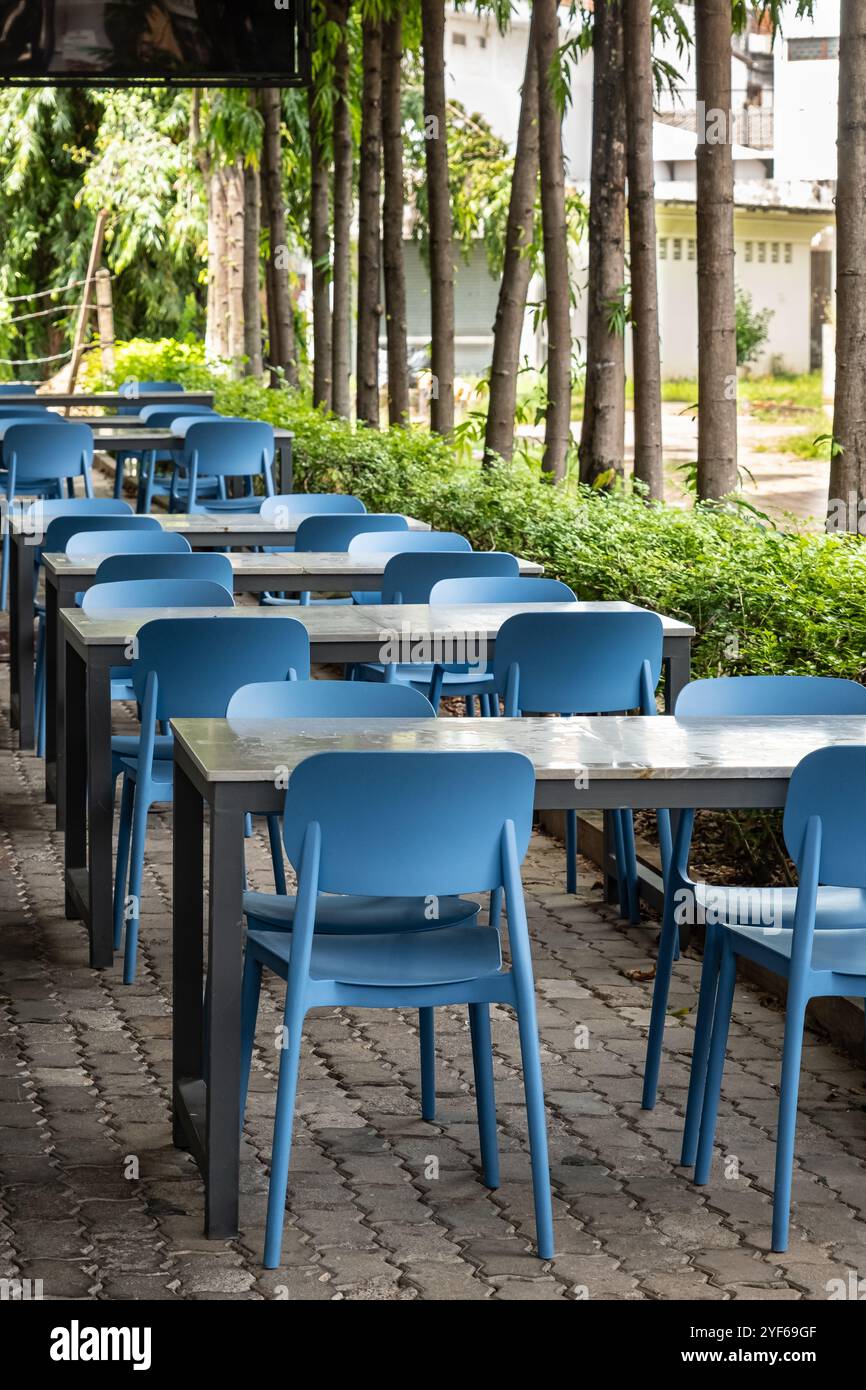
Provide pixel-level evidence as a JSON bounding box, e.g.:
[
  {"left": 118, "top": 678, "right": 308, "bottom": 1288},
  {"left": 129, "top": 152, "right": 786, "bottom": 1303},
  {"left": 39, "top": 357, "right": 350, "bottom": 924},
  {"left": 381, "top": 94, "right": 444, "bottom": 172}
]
[
  {"left": 691, "top": 745, "right": 866, "bottom": 1252},
  {"left": 227, "top": 678, "right": 457, "bottom": 1124},
  {"left": 0, "top": 405, "right": 53, "bottom": 418},
  {"left": 642, "top": 674, "right": 866, "bottom": 1163},
  {"left": 492, "top": 609, "right": 671, "bottom": 914},
  {"left": 429, "top": 577, "right": 577, "bottom": 605},
  {"left": 241, "top": 748, "right": 553, "bottom": 1267},
  {"left": 175, "top": 420, "right": 275, "bottom": 514},
  {"left": 347, "top": 531, "right": 472, "bottom": 604},
  {"left": 31, "top": 502, "right": 136, "bottom": 756},
  {"left": 66, "top": 529, "right": 192, "bottom": 560},
  {"left": 353, "top": 552, "right": 521, "bottom": 712},
  {"left": 113, "top": 381, "right": 187, "bottom": 498},
  {"left": 254, "top": 495, "right": 369, "bottom": 598},
  {"left": 1, "top": 423, "right": 94, "bottom": 607},
  {"left": 90, "top": 551, "right": 234, "bottom": 590},
  {"left": 114, "top": 617, "right": 311, "bottom": 983},
  {"left": 83, "top": 578, "right": 234, "bottom": 615},
  {"left": 0, "top": 384, "right": 40, "bottom": 396},
  {"left": 134, "top": 406, "right": 220, "bottom": 513},
  {"left": 267, "top": 513, "right": 411, "bottom": 608}
]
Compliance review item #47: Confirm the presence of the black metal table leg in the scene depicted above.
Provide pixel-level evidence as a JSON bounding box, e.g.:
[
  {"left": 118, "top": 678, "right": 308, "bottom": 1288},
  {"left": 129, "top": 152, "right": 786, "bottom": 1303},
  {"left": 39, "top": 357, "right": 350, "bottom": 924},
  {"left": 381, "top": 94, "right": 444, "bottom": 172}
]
[
  {"left": 172, "top": 761, "right": 205, "bottom": 1149},
  {"left": 663, "top": 637, "right": 691, "bottom": 713},
  {"left": 10, "top": 531, "right": 36, "bottom": 746},
  {"left": 203, "top": 790, "right": 245, "bottom": 1237},
  {"left": 86, "top": 647, "right": 115, "bottom": 969},
  {"left": 63, "top": 640, "right": 88, "bottom": 923}
]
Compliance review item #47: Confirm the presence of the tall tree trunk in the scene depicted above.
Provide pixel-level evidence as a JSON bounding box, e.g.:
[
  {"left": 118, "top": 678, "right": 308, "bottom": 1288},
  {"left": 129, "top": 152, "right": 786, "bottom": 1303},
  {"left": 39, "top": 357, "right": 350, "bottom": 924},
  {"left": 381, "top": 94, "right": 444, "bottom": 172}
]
[
  {"left": 381, "top": 8, "right": 410, "bottom": 426},
  {"left": 421, "top": 0, "right": 455, "bottom": 434},
  {"left": 829, "top": 0, "right": 866, "bottom": 530},
  {"left": 206, "top": 168, "right": 230, "bottom": 360},
  {"left": 624, "top": 0, "right": 663, "bottom": 499},
  {"left": 484, "top": 8, "right": 539, "bottom": 466},
  {"left": 243, "top": 157, "right": 263, "bottom": 378},
  {"left": 260, "top": 88, "right": 298, "bottom": 387},
  {"left": 356, "top": 12, "right": 383, "bottom": 428},
  {"left": 224, "top": 160, "right": 246, "bottom": 379},
  {"left": 535, "top": 0, "right": 571, "bottom": 479},
  {"left": 330, "top": 0, "right": 353, "bottom": 419},
  {"left": 309, "top": 69, "right": 332, "bottom": 409},
  {"left": 579, "top": 0, "right": 626, "bottom": 486},
  {"left": 695, "top": 0, "right": 737, "bottom": 500}
]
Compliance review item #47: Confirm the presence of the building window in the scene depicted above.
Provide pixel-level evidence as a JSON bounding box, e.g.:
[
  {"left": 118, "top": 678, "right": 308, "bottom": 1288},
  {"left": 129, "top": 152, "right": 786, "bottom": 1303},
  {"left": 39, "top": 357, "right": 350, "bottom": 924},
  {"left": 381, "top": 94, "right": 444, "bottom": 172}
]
[
  {"left": 687, "top": 238, "right": 696, "bottom": 261},
  {"left": 477, "top": 35, "right": 487, "bottom": 48},
  {"left": 787, "top": 36, "right": 840, "bottom": 61},
  {"left": 784, "top": 243, "right": 793, "bottom": 264},
  {"left": 452, "top": 31, "right": 467, "bottom": 46},
  {"left": 757, "top": 242, "right": 766, "bottom": 263},
  {"left": 658, "top": 237, "right": 668, "bottom": 260},
  {"left": 744, "top": 241, "right": 753, "bottom": 263},
  {"left": 771, "top": 242, "right": 780, "bottom": 263},
  {"left": 672, "top": 238, "right": 683, "bottom": 261}
]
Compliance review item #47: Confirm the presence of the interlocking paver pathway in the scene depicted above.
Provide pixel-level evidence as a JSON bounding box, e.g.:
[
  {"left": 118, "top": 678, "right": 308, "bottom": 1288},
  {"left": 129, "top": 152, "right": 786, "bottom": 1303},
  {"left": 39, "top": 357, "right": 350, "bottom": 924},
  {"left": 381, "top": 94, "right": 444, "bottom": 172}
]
[{"left": 2, "top": 660, "right": 866, "bottom": 1301}]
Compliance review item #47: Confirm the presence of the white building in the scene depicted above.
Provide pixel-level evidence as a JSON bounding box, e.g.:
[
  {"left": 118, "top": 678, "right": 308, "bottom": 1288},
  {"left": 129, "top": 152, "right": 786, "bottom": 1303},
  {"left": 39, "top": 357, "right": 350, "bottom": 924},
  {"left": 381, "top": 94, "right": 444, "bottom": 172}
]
[{"left": 403, "top": 1, "right": 839, "bottom": 381}]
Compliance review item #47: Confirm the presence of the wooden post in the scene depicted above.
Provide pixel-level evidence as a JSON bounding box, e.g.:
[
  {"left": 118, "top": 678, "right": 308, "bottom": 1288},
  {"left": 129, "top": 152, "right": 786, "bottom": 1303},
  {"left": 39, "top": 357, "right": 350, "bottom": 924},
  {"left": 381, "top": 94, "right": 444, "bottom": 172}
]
[
  {"left": 66, "top": 209, "right": 109, "bottom": 405},
  {"left": 95, "top": 269, "right": 115, "bottom": 378}
]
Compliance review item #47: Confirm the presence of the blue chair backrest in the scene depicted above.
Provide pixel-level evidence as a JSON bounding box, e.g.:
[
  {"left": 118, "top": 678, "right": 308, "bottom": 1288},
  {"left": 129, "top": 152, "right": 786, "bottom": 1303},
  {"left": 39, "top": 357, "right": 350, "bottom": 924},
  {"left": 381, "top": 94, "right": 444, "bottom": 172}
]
[
  {"left": 93, "top": 552, "right": 234, "bottom": 588},
  {"left": 227, "top": 679, "right": 435, "bottom": 718},
  {"left": 382, "top": 551, "right": 520, "bottom": 605},
  {"left": 44, "top": 514, "right": 163, "bottom": 555},
  {"left": 138, "top": 404, "right": 216, "bottom": 426},
  {"left": 3, "top": 423, "right": 93, "bottom": 481},
  {"left": 34, "top": 498, "right": 132, "bottom": 523},
  {"left": 429, "top": 577, "right": 577, "bottom": 605},
  {"left": 0, "top": 406, "right": 53, "bottom": 419},
  {"left": 261, "top": 494, "right": 366, "bottom": 525},
  {"left": 83, "top": 578, "right": 234, "bottom": 615},
  {"left": 494, "top": 610, "right": 664, "bottom": 714},
  {"left": 182, "top": 419, "right": 275, "bottom": 478},
  {"left": 0, "top": 384, "right": 39, "bottom": 396},
  {"left": 119, "top": 381, "right": 185, "bottom": 417},
  {"left": 676, "top": 675, "right": 866, "bottom": 717},
  {"left": 294, "top": 513, "right": 409, "bottom": 552},
  {"left": 130, "top": 617, "right": 311, "bottom": 719},
  {"left": 784, "top": 747, "right": 866, "bottom": 888},
  {"left": 347, "top": 531, "right": 471, "bottom": 556},
  {"left": 66, "top": 529, "right": 192, "bottom": 559},
  {"left": 282, "top": 751, "right": 536, "bottom": 895}
]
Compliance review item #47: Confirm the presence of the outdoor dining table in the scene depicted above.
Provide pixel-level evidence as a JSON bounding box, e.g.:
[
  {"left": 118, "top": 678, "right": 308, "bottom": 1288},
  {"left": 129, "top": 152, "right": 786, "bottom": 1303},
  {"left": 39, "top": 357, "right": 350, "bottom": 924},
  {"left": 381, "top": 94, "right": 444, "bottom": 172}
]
[
  {"left": 169, "top": 712, "right": 866, "bottom": 1237},
  {"left": 8, "top": 510, "right": 432, "bottom": 752},
  {"left": 86, "top": 424, "right": 296, "bottom": 494},
  {"left": 58, "top": 601, "right": 694, "bottom": 976},
  {"left": 2, "top": 391, "right": 216, "bottom": 409}
]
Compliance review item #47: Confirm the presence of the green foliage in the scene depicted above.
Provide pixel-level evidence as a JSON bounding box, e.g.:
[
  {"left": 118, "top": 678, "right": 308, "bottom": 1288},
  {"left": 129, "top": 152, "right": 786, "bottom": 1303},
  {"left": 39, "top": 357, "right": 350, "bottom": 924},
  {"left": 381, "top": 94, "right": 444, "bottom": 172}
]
[{"left": 735, "top": 286, "right": 774, "bottom": 367}]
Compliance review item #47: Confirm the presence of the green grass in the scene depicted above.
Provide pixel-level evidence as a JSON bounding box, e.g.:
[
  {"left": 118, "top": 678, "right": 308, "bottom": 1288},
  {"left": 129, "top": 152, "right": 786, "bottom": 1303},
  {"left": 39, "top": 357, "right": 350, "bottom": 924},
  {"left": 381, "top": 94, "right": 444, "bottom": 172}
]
[{"left": 659, "top": 372, "right": 822, "bottom": 418}]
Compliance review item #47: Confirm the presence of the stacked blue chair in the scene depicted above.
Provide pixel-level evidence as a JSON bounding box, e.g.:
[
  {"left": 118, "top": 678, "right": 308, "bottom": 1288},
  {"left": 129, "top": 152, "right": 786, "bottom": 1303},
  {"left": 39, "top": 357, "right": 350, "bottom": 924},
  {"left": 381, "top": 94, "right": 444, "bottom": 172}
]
[
  {"left": 227, "top": 678, "right": 465, "bottom": 1123},
  {"left": 689, "top": 745, "right": 866, "bottom": 1252},
  {"left": 174, "top": 419, "right": 275, "bottom": 514},
  {"left": 241, "top": 748, "right": 553, "bottom": 1266},
  {"left": 115, "top": 617, "right": 310, "bottom": 982},
  {"left": 491, "top": 609, "right": 671, "bottom": 913},
  {"left": 1, "top": 423, "right": 94, "bottom": 607},
  {"left": 352, "top": 551, "right": 521, "bottom": 713},
  {"left": 642, "top": 675, "right": 866, "bottom": 1164}
]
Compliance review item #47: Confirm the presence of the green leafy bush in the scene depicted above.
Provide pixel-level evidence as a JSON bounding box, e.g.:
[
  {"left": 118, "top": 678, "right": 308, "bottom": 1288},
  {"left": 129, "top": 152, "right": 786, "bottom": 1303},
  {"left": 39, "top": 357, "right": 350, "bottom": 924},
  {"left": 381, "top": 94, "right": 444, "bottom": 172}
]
[{"left": 735, "top": 286, "right": 774, "bottom": 367}]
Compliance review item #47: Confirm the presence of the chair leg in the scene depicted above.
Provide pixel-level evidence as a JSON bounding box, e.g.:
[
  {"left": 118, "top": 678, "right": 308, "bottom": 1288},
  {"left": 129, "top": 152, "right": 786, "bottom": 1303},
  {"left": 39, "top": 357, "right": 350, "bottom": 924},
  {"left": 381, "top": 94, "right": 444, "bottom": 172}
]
[
  {"left": 113, "top": 774, "right": 134, "bottom": 952},
  {"left": 419, "top": 1008, "right": 436, "bottom": 1121},
  {"left": 244, "top": 812, "right": 253, "bottom": 838},
  {"left": 113, "top": 454, "right": 126, "bottom": 500},
  {"left": 239, "top": 953, "right": 263, "bottom": 1125},
  {"left": 489, "top": 885, "right": 503, "bottom": 930},
  {"left": 267, "top": 814, "right": 287, "bottom": 895},
  {"left": 680, "top": 923, "right": 722, "bottom": 1164},
  {"left": 1, "top": 531, "right": 9, "bottom": 611},
  {"left": 264, "top": 1000, "right": 305, "bottom": 1269},
  {"left": 565, "top": 809, "right": 577, "bottom": 894},
  {"left": 620, "top": 811, "right": 641, "bottom": 924},
  {"left": 34, "top": 617, "right": 46, "bottom": 759},
  {"left": 514, "top": 995, "right": 554, "bottom": 1260},
  {"left": 465, "top": 695, "right": 475, "bottom": 717},
  {"left": 469, "top": 1003, "right": 500, "bottom": 1189},
  {"left": 610, "top": 810, "right": 629, "bottom": 918},
  {"left": 641, "top": 879, "right": 684, "bottom": 1110},
  {"left": 122, "top": 780, "right": 152, "bottom": 985},
  {"left": 694, "top": 943, "right": 737, "bottom": 1186},
  {"left": 772, "top": 993, "right": 807, "bottom": 1253}
]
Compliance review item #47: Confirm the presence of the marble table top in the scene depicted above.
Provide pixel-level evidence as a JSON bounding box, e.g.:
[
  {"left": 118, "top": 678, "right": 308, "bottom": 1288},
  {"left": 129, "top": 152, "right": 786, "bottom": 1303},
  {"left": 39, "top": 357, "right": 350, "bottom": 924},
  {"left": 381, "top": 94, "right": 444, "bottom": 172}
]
[
  {"left": 44, "top": 551, "right": 544, "bottom": 579},
  {"left": 11, "top": 511, "right": 428, "bottom": 540},
  {"left": 170, "top": 714, "right": 866, "bottom": 784},
  {"left": 60, "top": 600, "right": 692, "bottom": 648}
]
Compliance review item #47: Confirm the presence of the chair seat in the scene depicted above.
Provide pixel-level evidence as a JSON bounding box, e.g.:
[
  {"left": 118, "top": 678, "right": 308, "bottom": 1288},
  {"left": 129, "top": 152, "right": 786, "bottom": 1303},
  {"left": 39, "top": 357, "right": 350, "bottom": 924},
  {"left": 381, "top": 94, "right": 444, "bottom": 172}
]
[
  {"left": 120, "top": 756, "right": 173, "bottom": 789},
  {"left": 728, "top": 923, "right": 866, "bottom": 976},
  {"left": 111, "top": 679, "right": 136, "bottom": 702},
  {"left": 355, "top": 662, "right": 495, "bottom": 693},
  {"left": 244, "top": 891, "right": 479, "bottom": 934},
  {"left": 260, "top": 596, "right": 355, "bottom": 607},
  {"left": 247, "top": 922, "right": 502, "bottom": 987},
  {"left": 111, "top": 735, "right": 174, "bottom": 760},
  {"left": 695, "top": 882, "right": 866, "bottom": 930}
]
